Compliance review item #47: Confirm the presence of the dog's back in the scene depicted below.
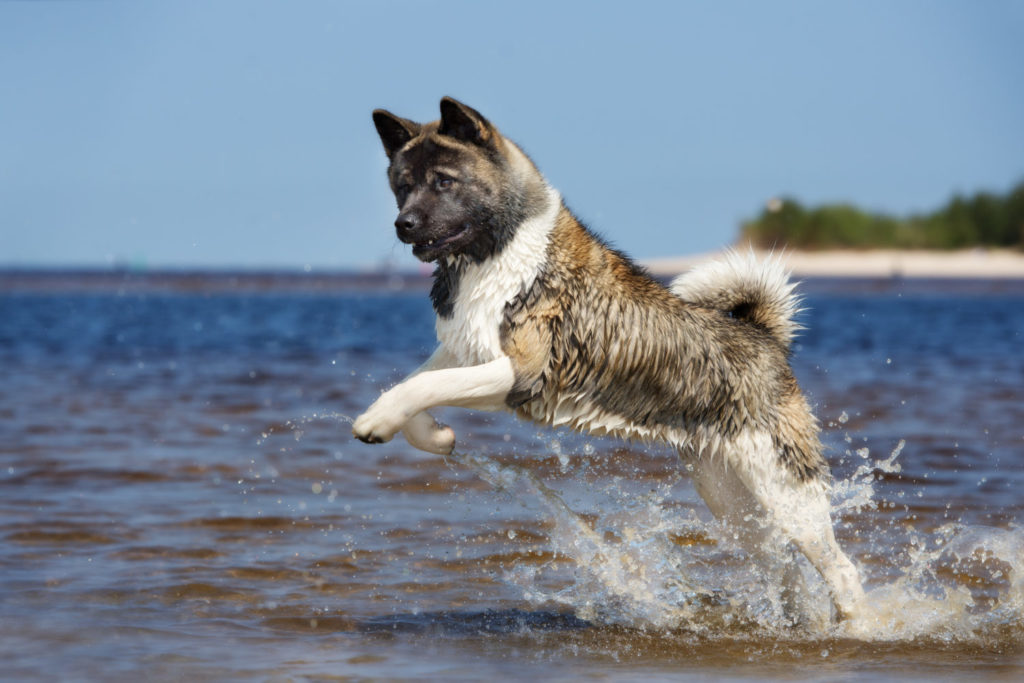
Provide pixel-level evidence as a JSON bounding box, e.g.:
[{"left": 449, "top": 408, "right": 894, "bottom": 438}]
[{"left": 495, "top": 210, "right": 826, "bottom": 483}]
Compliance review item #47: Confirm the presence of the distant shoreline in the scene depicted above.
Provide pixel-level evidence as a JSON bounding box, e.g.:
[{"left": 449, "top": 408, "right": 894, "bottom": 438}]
[
  {"left": 0, "top": 268, "right": 432, "bottom": 293},
  {"left": 643, "top": 248, "right": 1024, "bottom": 280},
  {"left": 3, "top": 248, "right": 1024, "bottom": 293}
]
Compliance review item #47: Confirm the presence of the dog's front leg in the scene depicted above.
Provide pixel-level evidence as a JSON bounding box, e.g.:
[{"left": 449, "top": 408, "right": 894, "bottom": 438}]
[
  {"left": 398, "top": 347, "right": 458, "bottom": 454},
  {"left": 352, "top": 356, "right": 515, "bottom": 450}
]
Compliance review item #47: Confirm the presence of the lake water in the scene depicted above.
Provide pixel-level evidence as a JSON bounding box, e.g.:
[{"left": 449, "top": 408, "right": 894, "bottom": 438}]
[{"left": 2, "top": 272, "right": 1023, "bottom": 680}]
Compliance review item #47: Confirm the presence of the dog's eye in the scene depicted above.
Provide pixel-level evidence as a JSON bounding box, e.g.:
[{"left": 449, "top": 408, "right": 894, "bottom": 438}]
[{"left": 435, "top": 177, "right": 454, "bottom": 190}]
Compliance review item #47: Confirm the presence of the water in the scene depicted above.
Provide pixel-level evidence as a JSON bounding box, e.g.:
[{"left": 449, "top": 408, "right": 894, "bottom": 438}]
[{"left": 2, "top": 272, "right": 1023, "bottom": 680}]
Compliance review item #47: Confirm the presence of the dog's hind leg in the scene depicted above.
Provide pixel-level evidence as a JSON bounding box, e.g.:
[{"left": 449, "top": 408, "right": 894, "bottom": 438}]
[
  {"left": 688, "top": 449, "right": 812, "bottom": 625},
  {"left": 711, "top": 435, "right": 867, "bottom": 622},
  {"left": 756, "top": 477, "right": 866, "bottom": 622}
]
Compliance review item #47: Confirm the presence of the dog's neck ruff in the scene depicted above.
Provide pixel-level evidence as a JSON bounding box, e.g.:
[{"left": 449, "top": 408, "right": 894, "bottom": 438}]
[{"left": 436, "top": 184, "right": 560, "bottom": 366}]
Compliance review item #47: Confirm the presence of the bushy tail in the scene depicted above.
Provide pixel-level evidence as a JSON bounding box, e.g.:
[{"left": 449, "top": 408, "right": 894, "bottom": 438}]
[{"left": 669, "top": 250, "right": 802, "bottom": 349}]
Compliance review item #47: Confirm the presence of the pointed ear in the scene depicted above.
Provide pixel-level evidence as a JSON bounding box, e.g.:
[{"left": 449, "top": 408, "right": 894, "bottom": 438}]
[
  {"left": 438, "top": 97, "right": 495, "bottom": 147},
  {"left": 372, "top": 109, "right": 421, "bottom": 158}
]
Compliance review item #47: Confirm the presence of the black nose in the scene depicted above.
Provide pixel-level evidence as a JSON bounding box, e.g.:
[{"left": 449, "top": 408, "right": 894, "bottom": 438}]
[{"left": 394, "top": 211, "right": 423, "bottom": 242}]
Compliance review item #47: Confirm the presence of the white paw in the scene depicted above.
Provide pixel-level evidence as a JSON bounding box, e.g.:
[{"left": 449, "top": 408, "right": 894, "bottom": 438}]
[
  {"left": 403, "top": 413, "right": 456, "bottom": 455},
  {"left": 352, "top": 395, "right": 406, "bottom": 445}
]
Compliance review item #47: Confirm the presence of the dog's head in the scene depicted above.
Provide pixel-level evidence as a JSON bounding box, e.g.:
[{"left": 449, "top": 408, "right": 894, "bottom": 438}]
[{"left": 372, "top": 97, "right": 541, "bottom": 263}]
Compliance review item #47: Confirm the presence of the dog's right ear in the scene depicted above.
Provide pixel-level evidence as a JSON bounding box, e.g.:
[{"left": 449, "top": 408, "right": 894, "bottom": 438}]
[{"left": 372, "top": 109, "right": 421, "bottom": 159}]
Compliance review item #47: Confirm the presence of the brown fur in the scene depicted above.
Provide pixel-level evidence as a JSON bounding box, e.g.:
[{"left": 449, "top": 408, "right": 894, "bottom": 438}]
[{"left": 500, "top": 210, "right": 826, "bottom": 481}]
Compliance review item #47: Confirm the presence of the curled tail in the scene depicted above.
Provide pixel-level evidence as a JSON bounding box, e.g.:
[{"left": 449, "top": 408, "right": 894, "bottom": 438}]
[{"left": 669, "top": 250, "right": 803, "bottom": 349}]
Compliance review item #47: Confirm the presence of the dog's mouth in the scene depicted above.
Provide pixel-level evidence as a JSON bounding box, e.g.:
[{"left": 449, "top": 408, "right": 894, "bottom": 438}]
[{"left": 411, "top": 226, "right": 471, "bottom": 262}]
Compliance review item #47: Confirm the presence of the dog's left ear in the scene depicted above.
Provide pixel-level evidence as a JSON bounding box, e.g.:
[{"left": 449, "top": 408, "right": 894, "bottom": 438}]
[
  {"left": 439, "top": 97, "right": 495, "bottom": 147},
  {"left": 373, "top": 109, "right": 421, "bottom": 159}
]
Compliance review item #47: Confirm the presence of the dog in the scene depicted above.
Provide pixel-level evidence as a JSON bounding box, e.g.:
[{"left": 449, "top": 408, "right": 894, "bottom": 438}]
[{"left": 353, "top": 97, "right": 866, "bottom": 623}]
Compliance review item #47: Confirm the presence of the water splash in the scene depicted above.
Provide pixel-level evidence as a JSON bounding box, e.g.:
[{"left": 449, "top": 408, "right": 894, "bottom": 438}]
[
  {"left": 843, "top": 523, "right": 1024, "bottom": 642},
  {"left": 448, "top": 444, "right": 1024, "bottom": 644},
  {"left": 448, "top": 449, "right": 703, "bottom": 629},
  {"left": 832, "top": 438, "right": 904, "bottom": 516},
  {"left": 256, "top": 411, "right": 355, "bottom": 446}
]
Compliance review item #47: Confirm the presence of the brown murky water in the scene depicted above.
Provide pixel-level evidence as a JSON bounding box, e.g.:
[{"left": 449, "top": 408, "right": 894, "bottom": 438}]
[{"left": 2, "top": 273, "right": 1023, "bottom": 680}]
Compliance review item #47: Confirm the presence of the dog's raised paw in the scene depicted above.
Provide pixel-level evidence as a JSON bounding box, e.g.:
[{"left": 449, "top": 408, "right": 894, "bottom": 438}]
[{"left": 352, "top": 412, "right": 397, "bottom": 445}]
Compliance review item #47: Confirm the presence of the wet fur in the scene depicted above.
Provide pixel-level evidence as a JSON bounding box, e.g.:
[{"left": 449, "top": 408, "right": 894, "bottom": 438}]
[{"left": 354, "top": 97, "right": 866, "bottom": 623}]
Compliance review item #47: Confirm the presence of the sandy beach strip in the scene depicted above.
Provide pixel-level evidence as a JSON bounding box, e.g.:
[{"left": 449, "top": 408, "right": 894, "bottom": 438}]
[{"left": 644, "top": 248, "right": 1024, "bottom": 279}]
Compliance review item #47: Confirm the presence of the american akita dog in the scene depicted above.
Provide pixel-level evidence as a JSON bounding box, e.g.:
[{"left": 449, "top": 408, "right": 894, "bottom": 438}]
[{"left": 353, "top": 97, "right": 866, "bottom": 623}]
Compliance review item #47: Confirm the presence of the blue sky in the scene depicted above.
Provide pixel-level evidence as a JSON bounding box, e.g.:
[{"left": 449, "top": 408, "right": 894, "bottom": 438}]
[{"left": 2, "top": 1, "right": 1022, "bottom": 270}]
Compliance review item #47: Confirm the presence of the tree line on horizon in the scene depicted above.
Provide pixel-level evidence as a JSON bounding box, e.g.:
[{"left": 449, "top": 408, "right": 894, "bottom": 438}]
[{"left": 741, "top": 180, "right": 1024, "bottom": 250}]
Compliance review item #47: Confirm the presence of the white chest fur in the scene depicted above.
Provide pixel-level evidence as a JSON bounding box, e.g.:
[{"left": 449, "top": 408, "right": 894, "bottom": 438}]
[{"left": 436, "top": 186, "right": 561, "bottom": 367}]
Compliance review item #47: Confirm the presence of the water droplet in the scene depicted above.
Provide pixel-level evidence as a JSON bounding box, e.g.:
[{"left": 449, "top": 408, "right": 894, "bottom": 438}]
[
  {"left": 311, "top": 482, "right": 323, "bottom": 494},
  {"left": 838, "top": 411, "right": 849, "bottom": 424}
]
